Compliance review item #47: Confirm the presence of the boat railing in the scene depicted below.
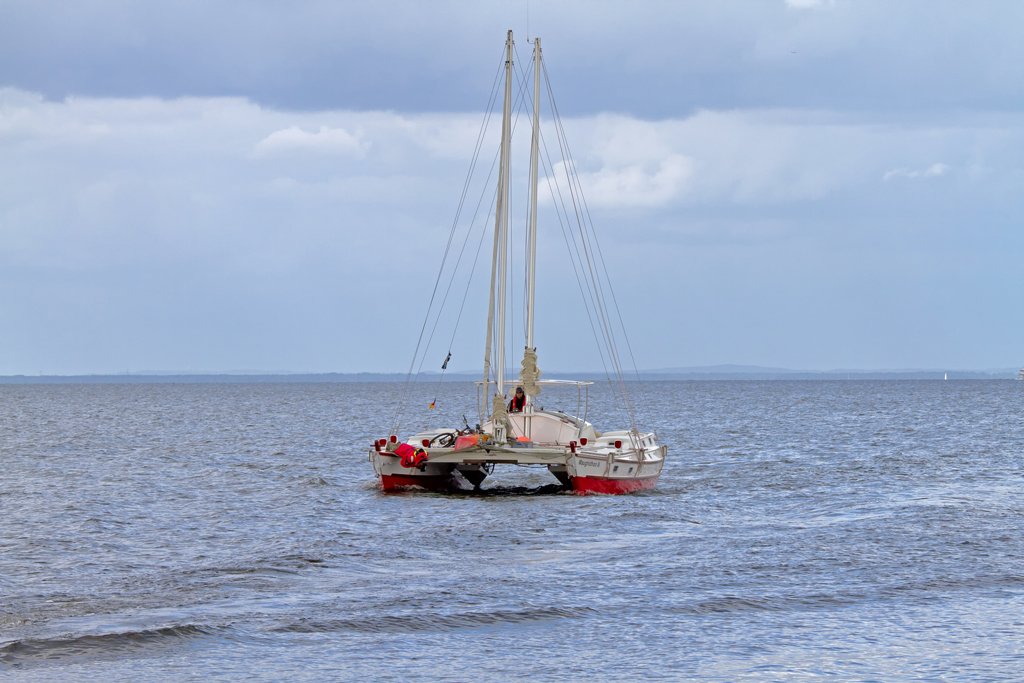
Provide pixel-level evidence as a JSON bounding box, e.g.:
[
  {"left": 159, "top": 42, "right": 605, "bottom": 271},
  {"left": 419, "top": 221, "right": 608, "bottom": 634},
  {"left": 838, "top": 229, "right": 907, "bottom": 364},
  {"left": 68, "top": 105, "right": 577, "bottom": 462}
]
[{"left": 476, "top": 379, "right": 593, "bottom": 425}]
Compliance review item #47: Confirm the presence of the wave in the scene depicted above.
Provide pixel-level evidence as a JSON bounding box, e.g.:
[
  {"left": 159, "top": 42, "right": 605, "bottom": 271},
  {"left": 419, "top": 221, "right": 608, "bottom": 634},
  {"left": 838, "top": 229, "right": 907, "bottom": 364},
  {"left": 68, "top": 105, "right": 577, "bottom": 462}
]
[
  {"left": 272, "top": 605, "right": 596, "bottom": 634},
  {"left": 0, "top": 624, "right": 216, "bottom": 669},
  {"left": 662, "top": 573, "right": 1024, "bottom": 616}
]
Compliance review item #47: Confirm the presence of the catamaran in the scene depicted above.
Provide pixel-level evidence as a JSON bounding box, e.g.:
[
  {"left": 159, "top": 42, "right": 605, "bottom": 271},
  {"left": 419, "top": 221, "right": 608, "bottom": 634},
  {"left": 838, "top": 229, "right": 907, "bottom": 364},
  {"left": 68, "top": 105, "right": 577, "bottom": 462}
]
[{"left": 368, "top": 31, "right": 666, "bottom": 494}]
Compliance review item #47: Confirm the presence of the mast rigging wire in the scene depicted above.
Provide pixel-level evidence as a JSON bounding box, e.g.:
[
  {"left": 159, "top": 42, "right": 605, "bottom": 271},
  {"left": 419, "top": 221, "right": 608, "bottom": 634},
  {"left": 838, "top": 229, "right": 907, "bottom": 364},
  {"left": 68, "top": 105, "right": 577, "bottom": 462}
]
[
  {"left": 427, "top": 184, "right": 499, "bottom": 418},
  {"left": 395, "top": 37, "right": 531, "bottom": 432},
  {"left": 390, "top": 49, "right": 505, "bottom": 437},
  {"left": 539, "top": 64, "right": 658, "bottom": 441},
  {"left": 541, "top": 56, "right": 640, "bottom": 436}
]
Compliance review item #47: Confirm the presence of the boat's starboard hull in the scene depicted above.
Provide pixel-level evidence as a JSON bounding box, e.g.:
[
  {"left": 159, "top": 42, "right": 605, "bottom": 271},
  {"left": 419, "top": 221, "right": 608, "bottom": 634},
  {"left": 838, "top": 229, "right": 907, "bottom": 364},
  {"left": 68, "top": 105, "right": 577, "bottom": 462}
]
[{"left": 569, "top": 474, "right": 659, "bottom": 495}]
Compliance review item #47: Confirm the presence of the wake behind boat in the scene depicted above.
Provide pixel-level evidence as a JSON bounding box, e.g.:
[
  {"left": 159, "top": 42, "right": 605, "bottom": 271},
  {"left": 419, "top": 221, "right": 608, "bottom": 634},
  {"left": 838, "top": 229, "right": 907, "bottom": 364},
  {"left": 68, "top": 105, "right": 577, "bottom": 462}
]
[{"left": 369, "top": 31, "right": 666, "bottom": 494}]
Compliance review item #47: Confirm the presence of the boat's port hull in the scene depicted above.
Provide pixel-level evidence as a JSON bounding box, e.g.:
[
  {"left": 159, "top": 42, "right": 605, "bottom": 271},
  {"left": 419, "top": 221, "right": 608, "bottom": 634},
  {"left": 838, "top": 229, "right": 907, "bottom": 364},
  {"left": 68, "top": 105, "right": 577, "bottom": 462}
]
[
  {"left": 371, "top": 452, "right": 457, "bottom": 492},
  {"left": 380, "top": 472, "right": 454, "bottom": 492}
]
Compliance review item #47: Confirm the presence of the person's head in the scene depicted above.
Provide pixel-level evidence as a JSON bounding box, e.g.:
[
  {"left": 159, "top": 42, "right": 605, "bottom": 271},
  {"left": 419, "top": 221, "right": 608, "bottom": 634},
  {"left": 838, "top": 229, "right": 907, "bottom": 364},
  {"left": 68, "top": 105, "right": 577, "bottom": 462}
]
[{"left": 515, "top": 387, "right": 524, "bottom": 396}]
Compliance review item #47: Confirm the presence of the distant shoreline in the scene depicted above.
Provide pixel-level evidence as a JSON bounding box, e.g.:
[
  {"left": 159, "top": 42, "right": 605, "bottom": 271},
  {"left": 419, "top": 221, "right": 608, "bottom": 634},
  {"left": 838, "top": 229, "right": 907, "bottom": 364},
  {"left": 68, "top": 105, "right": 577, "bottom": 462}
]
[{"left": 0, "top": 370, "right": 1017, "bottom": 384}]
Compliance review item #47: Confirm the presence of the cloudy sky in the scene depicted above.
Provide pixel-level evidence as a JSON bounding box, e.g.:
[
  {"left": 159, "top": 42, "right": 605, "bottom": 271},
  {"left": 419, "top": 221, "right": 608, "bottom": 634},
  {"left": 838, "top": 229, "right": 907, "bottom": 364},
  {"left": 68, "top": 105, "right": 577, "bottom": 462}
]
[{"left": 1, "top": 0, "right": 1022, "bottom": 375}]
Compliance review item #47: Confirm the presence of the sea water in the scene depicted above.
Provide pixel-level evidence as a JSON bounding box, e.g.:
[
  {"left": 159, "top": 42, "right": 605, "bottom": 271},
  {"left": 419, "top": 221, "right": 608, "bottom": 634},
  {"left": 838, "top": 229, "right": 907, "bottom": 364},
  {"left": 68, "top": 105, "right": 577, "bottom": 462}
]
[{"left": 2, "top": 381, "right": 1023, "bottom": 681}]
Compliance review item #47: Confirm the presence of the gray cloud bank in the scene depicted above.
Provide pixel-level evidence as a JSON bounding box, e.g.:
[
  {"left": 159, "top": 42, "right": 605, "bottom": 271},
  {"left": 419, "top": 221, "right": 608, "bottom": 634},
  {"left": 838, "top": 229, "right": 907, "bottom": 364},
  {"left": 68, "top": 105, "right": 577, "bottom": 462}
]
[{"left": 3, "top": 1, "right": 1024, "bottom": 116}]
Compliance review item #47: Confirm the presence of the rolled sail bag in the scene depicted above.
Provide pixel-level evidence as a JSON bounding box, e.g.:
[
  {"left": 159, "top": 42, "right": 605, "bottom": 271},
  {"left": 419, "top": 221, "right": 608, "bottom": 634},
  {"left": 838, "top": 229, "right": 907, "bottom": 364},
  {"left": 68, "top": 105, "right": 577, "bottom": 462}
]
[
  {"left": 394, "top": 443, "right": 417, "bottom": 468},
  {"left": 394, "top": 443, "right": 429, "bottom": 468}
]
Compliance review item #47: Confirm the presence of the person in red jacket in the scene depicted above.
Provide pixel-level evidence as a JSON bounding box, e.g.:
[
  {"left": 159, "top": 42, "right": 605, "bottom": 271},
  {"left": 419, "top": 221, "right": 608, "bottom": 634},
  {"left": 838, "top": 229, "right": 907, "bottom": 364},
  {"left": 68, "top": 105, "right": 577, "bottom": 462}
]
[{"left": 508, "top": 386, "right": 526, "bottom": 412}]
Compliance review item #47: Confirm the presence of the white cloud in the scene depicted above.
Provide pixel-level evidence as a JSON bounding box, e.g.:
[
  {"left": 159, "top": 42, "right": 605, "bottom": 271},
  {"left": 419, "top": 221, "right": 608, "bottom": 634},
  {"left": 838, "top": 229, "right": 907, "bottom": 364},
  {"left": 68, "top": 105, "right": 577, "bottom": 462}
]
[
  {"left": 0, "top": 90, "right": 1012, "bottom": 267},
  {"left": 544, "top": 110, "right": 898, "bottom": 208},
  {"left": 883, "top": 162, "right": 950, "bottom": 181},
  {"left": 550, "top": 155, "right": 693, "bottom": 208},
  {"left": 252, "top": 125, "right": 368, "bottom": 158},
  {"left": 784, "top": 0, "right": 829, "bottom": 8}
]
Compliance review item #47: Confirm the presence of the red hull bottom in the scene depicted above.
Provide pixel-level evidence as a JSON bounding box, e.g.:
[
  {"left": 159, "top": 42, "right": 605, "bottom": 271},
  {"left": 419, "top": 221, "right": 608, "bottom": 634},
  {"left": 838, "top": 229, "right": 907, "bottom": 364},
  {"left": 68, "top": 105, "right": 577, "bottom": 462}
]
[
  {"left": 380, "top": 473, "right": 453, "bottom": 492},
  {"left": 570, "top": 475, "right": 659, "bottom": 495}
]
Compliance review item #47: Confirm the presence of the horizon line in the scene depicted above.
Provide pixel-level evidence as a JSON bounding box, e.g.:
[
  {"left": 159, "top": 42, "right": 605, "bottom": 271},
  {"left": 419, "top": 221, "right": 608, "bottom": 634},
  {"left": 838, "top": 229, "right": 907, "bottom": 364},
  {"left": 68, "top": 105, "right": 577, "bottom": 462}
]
[{"left": 1, "top": 365, "right": 1019, "bottom": 384}]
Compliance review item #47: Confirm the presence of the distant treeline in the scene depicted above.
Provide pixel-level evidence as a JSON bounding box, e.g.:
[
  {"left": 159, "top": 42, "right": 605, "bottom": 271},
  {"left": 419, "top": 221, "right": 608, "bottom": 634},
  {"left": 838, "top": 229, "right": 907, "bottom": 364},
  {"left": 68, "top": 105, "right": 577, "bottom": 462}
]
[{"left": 0, "top": 370, "right": 1017, "bottom": 384}]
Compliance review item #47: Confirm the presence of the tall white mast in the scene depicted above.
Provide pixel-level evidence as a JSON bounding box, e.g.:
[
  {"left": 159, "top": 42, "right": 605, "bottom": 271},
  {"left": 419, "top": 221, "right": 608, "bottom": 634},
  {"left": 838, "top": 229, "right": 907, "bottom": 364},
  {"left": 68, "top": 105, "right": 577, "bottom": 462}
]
[
  {"left": 495, "top": 30, "right": 514, "bottom": 402},
  {"left": 523, "top": 37, "right": 542, "bottom": 438},
  {"left": 526, "top": 38, "right": 540, "bottom": 361}
]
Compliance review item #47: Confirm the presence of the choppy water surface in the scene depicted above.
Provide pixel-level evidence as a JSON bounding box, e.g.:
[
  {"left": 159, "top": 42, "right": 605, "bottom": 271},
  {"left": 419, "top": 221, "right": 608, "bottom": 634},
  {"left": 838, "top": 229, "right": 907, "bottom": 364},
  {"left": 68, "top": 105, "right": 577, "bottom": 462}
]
[{"left": 2, "top": 381, "right": 1023, "bottom": 681}]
